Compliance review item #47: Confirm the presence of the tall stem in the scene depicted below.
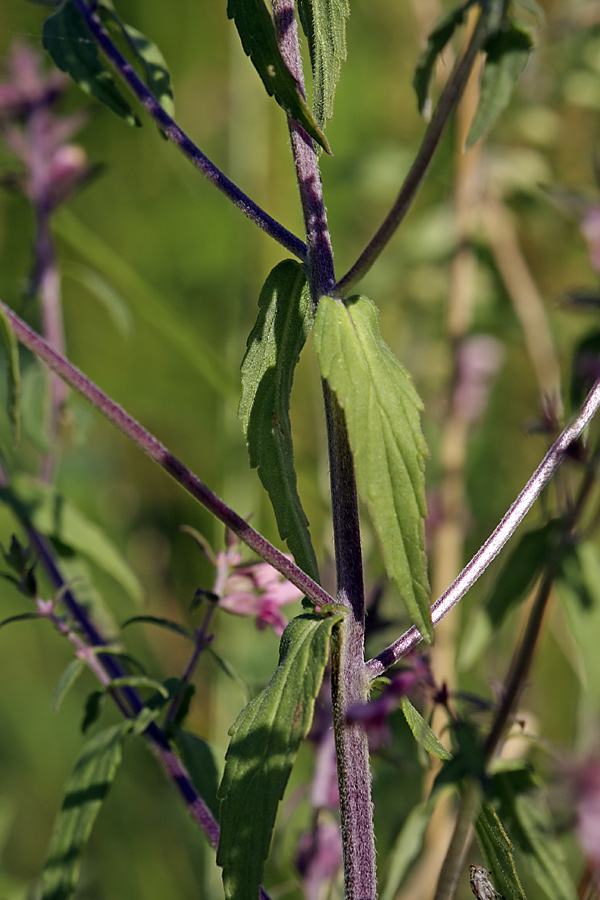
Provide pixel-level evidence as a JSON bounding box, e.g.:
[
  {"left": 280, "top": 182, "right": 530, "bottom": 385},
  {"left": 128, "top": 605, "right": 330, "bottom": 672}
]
[{"left": 272, "top": 3, "right": 376, "bottom": 895}]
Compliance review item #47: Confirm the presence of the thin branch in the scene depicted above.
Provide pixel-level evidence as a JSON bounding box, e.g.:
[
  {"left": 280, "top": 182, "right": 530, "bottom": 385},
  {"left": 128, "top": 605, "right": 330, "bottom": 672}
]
[
  {"left": 1, "top": 301, "right": 334, "bottom": 611},
  {"left": 367, "top": 377, "right": 600, "bottom": 677},
  {"left": 70, "top": 0, "right": 307, "bottom": 262},
  {"left": 333, "top": 4, "right": 491, "bottom": 297}
]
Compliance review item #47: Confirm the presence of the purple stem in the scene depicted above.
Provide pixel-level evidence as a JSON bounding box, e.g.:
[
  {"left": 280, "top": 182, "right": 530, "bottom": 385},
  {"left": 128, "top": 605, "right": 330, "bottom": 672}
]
[
  {"left": 69, "top": 0, "right": 307, "bottom": 262},
  {"left": 367, "top": 377, "right": 600, "bottom": 677},
  {"left": 0, "top": 301, "right": 333, "bottom": 610}
]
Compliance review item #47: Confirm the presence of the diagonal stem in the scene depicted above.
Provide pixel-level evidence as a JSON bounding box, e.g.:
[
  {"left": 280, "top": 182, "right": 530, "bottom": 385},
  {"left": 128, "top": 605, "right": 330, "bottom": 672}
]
[{"left": 70, "top": 0, "right": 307, "bottom": 261}]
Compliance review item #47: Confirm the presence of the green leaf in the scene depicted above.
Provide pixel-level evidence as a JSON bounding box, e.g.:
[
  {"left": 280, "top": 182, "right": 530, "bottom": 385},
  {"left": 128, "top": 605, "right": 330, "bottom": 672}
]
[
  {"left": 0, "top": 611, "right": 41, "bottom": 629},
  {"left": 173, "top": 727, "right": 221, "bottom": 818},
  {"left": 297, "top": 0, "right": 349, "bottom": 127},
  {"left": 52, "top": 659, "right": 86, "bottom": 713},
  {"left": 490, "top": 767, "right": 576, "bottom": 900},
  {"left": 570, "top": 330, "right": 600, "bottom": 412},
  {"left": 64, "top": 263, "right": 133, "bottom": 339},
  {"left": 41, "top": 723, "right": 130, "bottom": 900},
  {"left": 556, "top": 540, "right": 600, "bottom": 706},
  {"left": 239, "top": 260, "right": 319, "bottom": 583},
  {"left": 400, "top": 697, "right": 452, "bottom": 760},
  {"left": 0, "top": 476, "right": 143, "bottom": 604},
  {"left": 217, "top": 612, "right": 342, "bottom": 900},
  {"left": 81, "top": 690, "right": 105, "bottom": 733},
  {"left": 98, "top": 3, "right": 175, "bottom": 118},
  {"left": 207, "top": 647, "right": 251, "bottom": 702},
  {"left": 42, "top": 0, "right": 140, "bottom": 126},
  {"left": 227, "top": 0, "right": 331, "bottom": 154},
  {"left": 459, "top": 520, "right": 561, "bottom": 669},
  {"left": 0, "top": 305, "right": 21, "bottom": 446},
  {"left": 313, "top": 295, "right": 431, "bottom": 641},
  {"left": 121, "top": 615, "right": 194, "bottom": 641},
  {"left": 475, "top": 799, "right": 527, "bottom": 900},
  {"left": 466, "top": 21, "right": 533, "bottom": 148},
  {"left": 413, "top": 2, "right": 468, "bottom": 118},
  {"left": 379, "top": 798, "right": 437, "bottom": 900}
]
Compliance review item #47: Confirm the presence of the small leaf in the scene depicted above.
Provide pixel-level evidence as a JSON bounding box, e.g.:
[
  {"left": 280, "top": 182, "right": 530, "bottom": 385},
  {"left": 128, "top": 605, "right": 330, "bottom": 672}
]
[
  {"left": 380, "top": 797, "right": 437, "bottom": 900},
  {"left": 297, "top": 0, "right": 349, "bottom": 127},
  {"left": 413, "top": 2, "right": 468, "bottom": 118},
  {"left": 475, "top": 799, "right": 527, "bottom": 900},
  {"left": 41, "top": 723, "right": 130, "bottom": 900},
  {"left": 121, "top": 615, "right": 194, "bottom": 641},
  {"left": 490, "top": 766, "right": 576, "bottom": 900},
  {"left": 0, "top": 476, "right": 143, "bottom": 604},
  {"left": 207, "top": 647, "right": 251, "bottom": 702},
  {"left": 173, "top": 727, "right": 221, "bottom": 818},
  {"left": 0, "top": 611, "right": 41, "bottom": 629},
  {"left": 217, "top": 612, "right": 342, "bottom": 900},
  {"left": 42, "top": 0, "right": 140, "bottom": 126},
  {"left": 466, "top": 21, "right": 533, "bottom": 148},
  {"left": 239, "top": 260, "right": 319, "bottom": 583},
  {"left": 227, "top": 0, "right": 331, "bottom": 153},
  {"left": 52, "top": 659, "right": 86, "bottom": 713},
  {"left": 81, "top": 690, "right": 104, "bottom": 733},
  {"left": 400, "top": 697, "right": 452, "bottom": 760},
  {"left": 314, "top": 295, "right": 431, "bottom": 641},
  {"left": 0, "top": 304, "right": 21, "bottom": 446}
]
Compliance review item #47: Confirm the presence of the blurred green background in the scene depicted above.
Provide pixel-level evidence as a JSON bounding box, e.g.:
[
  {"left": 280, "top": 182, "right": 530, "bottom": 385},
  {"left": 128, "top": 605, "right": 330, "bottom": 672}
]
[{"left": 1, "top": 1, "right": 600, "bottom": 898}]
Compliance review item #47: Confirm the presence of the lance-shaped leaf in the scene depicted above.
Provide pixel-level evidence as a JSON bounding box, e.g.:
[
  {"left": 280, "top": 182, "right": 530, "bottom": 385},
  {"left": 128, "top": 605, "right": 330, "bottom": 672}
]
[
  {"left": 475, "top": 799, "right": 527, "bottom": 900},
  {"left": 314, "top": 295, "right": 431, "bottom": 641},
  {"left": 297, "top": 0, "right": 349, "bottom": 127},
  {"left": 0, "top": 304, "right": 21, "bottom": 446},
  {"left": 217, "top": 612, "right": 342, "bottom": 900},
  {"left": 466, "top": 21, "right": 533, "bottom": 148},
  {"left": 413, "top": 1, "right": 468, "bottom": 118},
  {"left": 227, "top": 0, "right": 330, "bottom": 153},
  {"left": 43, "top": 0, "right": 140, "bottom": 126},
  {"left": 401, "top": 697, "right": 452, "bottom": 760},
  {"left": 239, "top": 260, "right": 320, "bottom": 584},
  {"left": 41, "top": 723, "right": 130, "bottom": 900}
]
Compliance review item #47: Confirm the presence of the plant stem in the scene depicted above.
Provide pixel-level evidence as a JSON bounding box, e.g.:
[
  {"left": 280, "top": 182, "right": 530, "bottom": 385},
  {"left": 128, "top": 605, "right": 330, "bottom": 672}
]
[
  {"left": 367, "top": 377, "right": 600, "bottom": 676},
  {"left": 70, "top": 0, "right": 307, "bottom": 262},
  {"left": 1, "top": 301, "right": 333, "bottom": 611},
  {"left": 334, "top": 4, "right": 491, "bottom": 297}
]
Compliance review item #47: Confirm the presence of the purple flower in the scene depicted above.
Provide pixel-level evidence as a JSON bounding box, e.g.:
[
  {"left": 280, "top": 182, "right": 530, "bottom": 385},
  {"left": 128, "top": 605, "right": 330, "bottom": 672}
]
[
  {"left": 218, "top": 556, "right": 303, "bottom": 636},
  {"left": 296, "top": 816, "right": 343, "bottom": 900}
]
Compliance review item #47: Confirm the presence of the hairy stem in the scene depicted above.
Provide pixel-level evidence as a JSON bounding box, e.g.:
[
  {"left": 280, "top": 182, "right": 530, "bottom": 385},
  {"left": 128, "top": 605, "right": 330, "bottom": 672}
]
[
  {"left": 367, "top": 377, "right": 600, "bottom": 676},
  {"left": 1, "top": 301, "right": 333, "bottom": 611},
  {"left": 70, "top": 0, "right": 307, "bottom": 262}
]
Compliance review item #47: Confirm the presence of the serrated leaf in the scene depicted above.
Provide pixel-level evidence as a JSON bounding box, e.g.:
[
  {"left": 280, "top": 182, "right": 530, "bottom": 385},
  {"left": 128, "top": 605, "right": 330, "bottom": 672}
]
[
  {"left": 121, "top": 615, "right": 194, "bottom": 641},
  {"left": 173, "top": 727, "right": 221, "bottom": 818},
  {"left": 466, "top": 21, "right": 533, "bottom": 148},
  {"left": 459, "top": 520, "right": 561, "bottom": 669},
  {"left": 239, "top": 260, "right": 319, "bottom": 583},
  {"left": 217, "top": 612, "right": 342, "bottom": 900},
  {"left": 490, "top": 767, "right": 576, "bottom": 900},
  {"left": 227, "top": 0, "right": 330, "bottom": 154},
  {"left": 52, "top": 659, "right": 86, "bottom": 713},
  {"left": 297, "top": 0, "right": 349, "bottom": 127},
  {"left": 42, "top": 0, "right": 140, "bottom": 126},
  {"left": 0, "top": 304, "right": 21, "bottom": 446},
  {"left": 380, "top": 798, "right": 437, "bottom": 900},
  {"left": 313, "top": 295, "right": 431, "bottom": 641},
  {"left": 413, "top": 2, "right": 468, "bottom": 118},
  {"left": 41, "top": 723, "right": 130, "bottom": 900},
  {"left": 400, "top": 697, "right": 452, "bottom": 760},
  {"left": 98, "top": 3, "right": 175, "bottom": 118},
  {"left": 0, "top": 476, "right": 143, "bottom": 604},
  {"left": 475, "top": 799, "right": 527, "bottom": 900}
]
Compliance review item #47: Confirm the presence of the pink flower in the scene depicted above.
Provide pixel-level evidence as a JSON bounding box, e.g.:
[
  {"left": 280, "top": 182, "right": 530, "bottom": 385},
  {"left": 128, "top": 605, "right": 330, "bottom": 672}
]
[
  {"left": 568, "top": 756, "right": 600, "bottom": 873},
  {"left": 218, "top": 557, "right": 303, "bottom": 636}
]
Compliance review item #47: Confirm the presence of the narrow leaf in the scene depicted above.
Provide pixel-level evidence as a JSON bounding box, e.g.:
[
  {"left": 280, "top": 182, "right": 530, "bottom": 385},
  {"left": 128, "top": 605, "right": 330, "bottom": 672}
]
[
  {"left": 380, "top": 798, "right": 437, "bottom": 900},
  {"left": 42, "top": 0, "right": 140, "bottom": 126},
  {"left": 41, "top": 723, "right": 130, "bottom": 900},
  {"left": 239, "top": 260, "right": 319, "bottom": 583},
  {"left": 52, "top": 659, "right": 86, "bottom": 713},
  {"left": 313, "top": 295, "right": 431, "bottom": 641},
  {"left": 413, "top": 2, "right": 468, "bottom": 118},
  {"left": 173, "top": 727, "right": 221, "bottom": 818},
  {"left": 475, "top": 799, "right": 527, "bottom": 900},
  {"left": 297, "top": 0, "right": 349, "bottom": 127},
  {"left": 0, "top": 611, "right": 40, "bottom": 629},
  {"left": 557, "top": 541, "right": 600, "bottom": 706},
  {"left": 0, "top": 304, "right": 21, "bottom": 446},
  {"left": 400, "top": 697, "right": 452, "bottom": 760},
  {"left": 227, "top": 0, "right": 331, "bottom": 153},
  {"left": 121, "top": 615, "right": 194, "bottom": 641},
  {"left": 217, "top": 612, "right": 342, "bottom": 900},
  {"left": 466, "top": 22, "right": 533, "bottom": 148},
  {"left": 0, "top": 476, "right": 143, "bottom": 603}
]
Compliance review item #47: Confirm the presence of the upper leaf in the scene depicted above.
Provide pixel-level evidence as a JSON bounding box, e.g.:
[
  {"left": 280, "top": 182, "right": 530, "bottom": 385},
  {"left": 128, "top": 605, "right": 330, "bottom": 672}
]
[
  {"left": 41, "top": 723, "right": 130, "bottom": 900},
  {"left": 297, "top": 0, "right": 350, "bottom": 127},
  {"left": 466, "top": 20, "right": 533, "bottom": 148},
  {"left": 313, "top": 295, "right": 431, "bottom": 642},
  {"left": 217, "top": 612, "right": 342, "bottom": 900},
  {"left": 227, "top": 0, "right": 331, "bottom": 153},
  {"left": 413, "top": 2, "right": 468, "bottom": 118},
  {"left": 43, "top": 0, "right": 140, "bottom": 126},
  {"left": 239, "top": 260, "right": 319, "bottom": 583}
]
